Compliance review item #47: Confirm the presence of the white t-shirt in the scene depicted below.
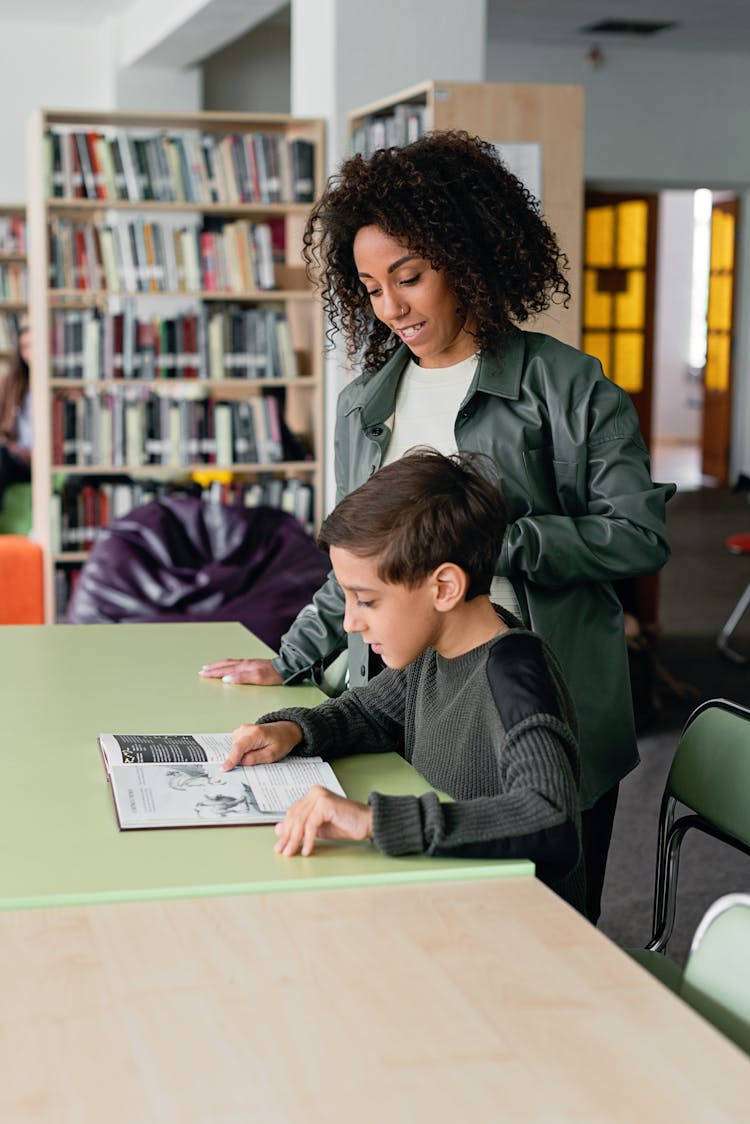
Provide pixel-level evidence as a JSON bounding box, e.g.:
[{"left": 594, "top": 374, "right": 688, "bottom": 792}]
[
  {"left": 382, "top": 355, "right": 477, "bottom": 465},
  {"left": 381, "top": 355, "right": 521, "bottom": 617}
]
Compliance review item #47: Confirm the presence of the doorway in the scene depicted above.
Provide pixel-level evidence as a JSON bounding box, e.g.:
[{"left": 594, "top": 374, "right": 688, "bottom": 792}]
[{"left": 582, "top": 188, "right": 740, "bottom": 488}]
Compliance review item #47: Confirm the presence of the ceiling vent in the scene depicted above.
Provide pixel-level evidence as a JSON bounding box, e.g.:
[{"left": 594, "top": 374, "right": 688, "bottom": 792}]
[{"left": 579, "top": 19, "right": 678, "bottom": 36}]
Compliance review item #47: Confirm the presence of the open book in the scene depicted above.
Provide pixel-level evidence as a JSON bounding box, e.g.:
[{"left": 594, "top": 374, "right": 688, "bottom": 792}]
[{"left": 98, "top": 732, "right": 345, "bottom": 831}]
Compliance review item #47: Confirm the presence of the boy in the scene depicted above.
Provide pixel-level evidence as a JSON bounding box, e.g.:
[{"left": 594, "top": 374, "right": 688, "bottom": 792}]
[{"left": 223, "top": 450, "right": 585, "bottom": 911}]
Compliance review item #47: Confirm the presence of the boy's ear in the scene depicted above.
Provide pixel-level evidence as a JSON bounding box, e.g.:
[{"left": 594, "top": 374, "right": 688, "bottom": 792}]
[{"left": 432, "top": 562, "right": 469, "bottom": 612}]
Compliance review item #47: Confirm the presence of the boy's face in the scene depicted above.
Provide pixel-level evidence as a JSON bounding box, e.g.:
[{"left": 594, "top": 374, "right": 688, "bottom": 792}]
[{"left": 330, "top": 546, "right": 439, "bottom": 670}]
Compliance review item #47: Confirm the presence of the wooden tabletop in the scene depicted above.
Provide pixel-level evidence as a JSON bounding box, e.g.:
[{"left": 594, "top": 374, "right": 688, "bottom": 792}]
[{"left": 1, "top": 875, "right": 747, "bottom": 1122}]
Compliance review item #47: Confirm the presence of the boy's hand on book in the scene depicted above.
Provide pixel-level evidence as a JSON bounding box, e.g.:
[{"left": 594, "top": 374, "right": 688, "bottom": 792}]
[
  {"left": 222, "top": 721, "right": 302, "bottom": 769},
  {"left": 274, "top": 787, "right": 373, "bottom": 857},
  {"left": 199, "top": 658, "right": 284, "bottom": 686}
]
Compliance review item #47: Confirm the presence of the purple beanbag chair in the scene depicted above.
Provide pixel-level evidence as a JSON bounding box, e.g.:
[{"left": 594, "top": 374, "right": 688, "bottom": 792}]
[{"left": 66, "top": 495, "right": 331, "bottom": 651}]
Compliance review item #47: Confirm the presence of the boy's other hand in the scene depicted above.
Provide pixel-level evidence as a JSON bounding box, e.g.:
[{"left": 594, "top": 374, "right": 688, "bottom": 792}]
[
  {"left": 274, "top": 787, "right": 374, "bottom": 857},
  {"left": 222, "top": 721, "right": 302, "bottom": 770},
  {"left": 199, "top": 658, "right": 284, "bottom": 686}
]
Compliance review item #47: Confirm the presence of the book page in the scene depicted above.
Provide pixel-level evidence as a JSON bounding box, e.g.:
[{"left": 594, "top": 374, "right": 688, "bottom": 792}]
[
  {"left": 107, "top": 758, "right": 345, "bottom": 830},
  {"left": 99, "top": 733, "right": 232, "bottom": 769},
  {"left": 246, "top": 758, "right": 345, "bottom": 812}
]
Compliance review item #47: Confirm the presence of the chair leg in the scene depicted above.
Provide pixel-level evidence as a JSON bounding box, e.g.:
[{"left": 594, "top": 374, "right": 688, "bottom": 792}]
[
  {"left": 717, "top": 580, "right": 750, "bottom": 663},
  {"left": 646, "top": 825, "right": 686, "bottom": 954},
  {"left": 652, "top": 797, "right": 676, "bottom": 938}
]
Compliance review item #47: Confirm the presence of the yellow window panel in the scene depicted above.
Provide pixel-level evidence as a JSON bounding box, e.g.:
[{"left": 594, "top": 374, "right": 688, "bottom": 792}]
[
  {"left": 582, "top": 331, "right": 611, "bottom": 373},
  {"left": 710, "top": 210, "right": 735, "bottom": 272},
  {"left": 707, "top": 274, "right": 734, "bottom": 332},
  {"left": 585, "top": 207, "right": 614, "bottom": 267},
  {"left": 705, "top": 332, "right": 731, "bottom": 391},
  {"left": 583, "top": 269, "right": 612, "bottom": 328},
  {"left": 614, "top": 270, "right": 645, "bottom": 329},
  {"left": 613, "top": 332, "right": 644, "bottom": 392},
  {"left": 616, "top": 201, "right": 648, "bottom": 268}
]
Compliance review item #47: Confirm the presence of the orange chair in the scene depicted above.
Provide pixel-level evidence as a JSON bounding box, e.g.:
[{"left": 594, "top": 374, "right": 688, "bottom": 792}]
[{"left": 0, "top": 535, "right": 44, "bottom": 624}]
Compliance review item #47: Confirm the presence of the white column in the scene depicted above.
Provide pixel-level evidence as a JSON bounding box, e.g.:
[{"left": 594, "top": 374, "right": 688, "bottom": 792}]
[{"left": 290, "top": 0, "right": 487, "bottom": 508}]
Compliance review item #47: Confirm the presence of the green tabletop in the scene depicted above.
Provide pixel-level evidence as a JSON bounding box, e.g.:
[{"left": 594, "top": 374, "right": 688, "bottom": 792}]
[{"left": 0, "top": 621, "right": 533, "bottom": 909}]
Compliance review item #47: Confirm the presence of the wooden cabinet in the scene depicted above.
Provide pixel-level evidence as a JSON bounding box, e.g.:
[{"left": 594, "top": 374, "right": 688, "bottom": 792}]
[
  {"left": 348, "top": 79, "right": 584, "bottom": 347},
  {"left": 26, "top": 109, "right": 325, "bottom": 622}
]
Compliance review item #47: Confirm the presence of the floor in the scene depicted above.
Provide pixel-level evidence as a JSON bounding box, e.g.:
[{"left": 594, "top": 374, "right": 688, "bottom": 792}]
[{"left": 651, "top": 440, "right": 706, "bottom": 492}]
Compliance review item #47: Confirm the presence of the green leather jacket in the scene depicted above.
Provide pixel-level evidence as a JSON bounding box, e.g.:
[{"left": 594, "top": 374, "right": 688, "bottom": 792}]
[{"left": 273, "top": 329, "right": 675, "bottom": 808}]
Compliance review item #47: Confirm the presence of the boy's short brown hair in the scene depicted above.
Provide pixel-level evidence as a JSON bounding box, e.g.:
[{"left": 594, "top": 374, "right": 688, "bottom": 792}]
[{"left": 318, "top": 448, "right": 507, "bottom": 599}]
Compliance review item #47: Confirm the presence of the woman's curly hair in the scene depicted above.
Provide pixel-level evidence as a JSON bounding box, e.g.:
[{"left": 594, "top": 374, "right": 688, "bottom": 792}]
[{"left": 302, "top": 130, "right": 570, "bottom": 372}]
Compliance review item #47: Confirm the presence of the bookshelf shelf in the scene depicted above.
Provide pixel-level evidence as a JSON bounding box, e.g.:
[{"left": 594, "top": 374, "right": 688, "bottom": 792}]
[
  {"left": 347, "top": 79, "right": 583, "bottom": 348},
  {"left": 49, "top": 376, "right": 320, "bottom": 390},
  {"left": 50, "top": 460, "right": 318, "bottom": 475},
  {"left": 47, "top": 200, "right": 313, "bottom": 218},
  {"left": 28, "top": 108, "right": 326, "bottom": 622},
  {"left": 48, "top": 288, "right": 316, "bottom": 304}
]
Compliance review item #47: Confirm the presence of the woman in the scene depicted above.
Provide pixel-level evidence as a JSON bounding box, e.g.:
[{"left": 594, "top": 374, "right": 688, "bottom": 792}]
[
  {"left": 200, "top": 131, "right": 675, "bottom": 921},
  {"left": 0, "top": 320, "right": 32, "bottom": 512}
]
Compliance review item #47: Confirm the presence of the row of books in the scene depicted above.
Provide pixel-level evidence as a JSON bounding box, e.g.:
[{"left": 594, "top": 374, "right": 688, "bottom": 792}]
[
  {"left": 0, "top": 263, "right": 27, "bottom": 301},
  {"left": 50, "top": 475, "right": 315, "bottom": 555},
  {"left": 44, "top": 128, "right": 316, "bottom": 206},
  {"left": 0, "top": 215, "right": 26, "bottom": 255},
  {"left": 350, "top": 103, "right": 428, "bottom": 157},
  {"left": 0, "top": 313, "right": 20, "bottom": 351},
  {"left": 51, "top": 306, "right": 299, "bottom": 382},
  {"left": 49, "top": 216, "right": 279, "bottom": 294},
  {"left": 52, "top": 388, "right": 288, "bottom": 469}
]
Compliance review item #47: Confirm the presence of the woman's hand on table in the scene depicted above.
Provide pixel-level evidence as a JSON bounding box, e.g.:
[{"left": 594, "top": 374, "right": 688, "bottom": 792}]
[
  {"left": 274, "top": 787, "right": 374, "bottom": 857},
  {"left": 222, "top": 720, "right": 302, "bottom": 770},
  {"left": 199, "top": 658, "right": 284, "bottom": 686}
]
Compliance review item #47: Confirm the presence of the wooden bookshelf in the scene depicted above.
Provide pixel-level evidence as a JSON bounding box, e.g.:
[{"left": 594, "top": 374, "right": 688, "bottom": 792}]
[
  {"left": 27, "top": 109, "right": 325, "bottom": 622},
  {"left": 348, "top": 80, "right": 584, "bottom": 348},
  {"left": 0, "top": 205, "right": 27, "bottom": 361}
]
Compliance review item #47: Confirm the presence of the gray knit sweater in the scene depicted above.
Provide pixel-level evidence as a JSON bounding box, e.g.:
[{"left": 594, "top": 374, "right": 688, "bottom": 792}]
[{"left": 260, "top": 622, "right": 585, "bottom": 912}]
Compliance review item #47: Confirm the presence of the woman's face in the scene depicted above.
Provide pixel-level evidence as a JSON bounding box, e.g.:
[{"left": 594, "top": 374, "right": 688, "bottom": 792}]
[{"left": 353, "top": 225, "right": 477, "bottom": 369}]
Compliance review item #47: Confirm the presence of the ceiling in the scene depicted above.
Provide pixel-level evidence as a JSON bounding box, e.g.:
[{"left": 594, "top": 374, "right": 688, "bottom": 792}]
[
  {"left": 4, "top": 0, "right": 750, "bottom": 53},
  {"left": 487, "top": 0, "right": 750, "bottom": 52},
  {"left": 0, "top": 0, "right": 132, "bottom": 22}
]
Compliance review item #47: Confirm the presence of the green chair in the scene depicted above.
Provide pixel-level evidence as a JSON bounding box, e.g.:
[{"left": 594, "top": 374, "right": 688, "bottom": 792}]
[
  {"left": 629, "top": 699, "right": 750, "bottom": 983},
  {"left": 0, "top": 481, "right": 32, "bottom": 535},
  {"left": 680, "top": 893, "right": 750, "bottom": 1054}
]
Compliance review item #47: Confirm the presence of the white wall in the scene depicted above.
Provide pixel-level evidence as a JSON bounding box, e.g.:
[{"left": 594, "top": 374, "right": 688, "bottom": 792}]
[
  {"left": 113, "top": 65, "right": 202, "bottom": 113},
  {"left": 652, "top": 192, "right": 701, "bottom": 443},
  {"left": 487, "top": 39, "right": 750, "bottom": 476},
  {"left": 486, "top": 41, "right": 750, "bottom": 186},
  {"left": 203, "top": 20, "right": 290, "bottom": 113},
  {"left": 0, "top": 20, "right": 110, "bottom": 200}
]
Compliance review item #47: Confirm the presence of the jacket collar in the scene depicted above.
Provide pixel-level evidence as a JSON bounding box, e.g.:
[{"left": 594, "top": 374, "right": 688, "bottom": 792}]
[{"left": 346, "top": 329, "right": 527, "bottom": 428}]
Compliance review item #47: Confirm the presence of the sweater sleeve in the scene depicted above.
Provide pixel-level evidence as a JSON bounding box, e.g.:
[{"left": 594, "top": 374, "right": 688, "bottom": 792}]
[
  {"left": 369, "top": 636, "right": 581, "bottom": 880},
  {"left": 256, "top": 666, "right": 407, "bottom": 760}
]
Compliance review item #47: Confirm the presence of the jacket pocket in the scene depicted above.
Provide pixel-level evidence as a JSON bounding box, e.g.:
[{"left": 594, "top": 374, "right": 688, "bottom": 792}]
[{"left": 522, "top": 448, "right": 584, "bottom": 517}]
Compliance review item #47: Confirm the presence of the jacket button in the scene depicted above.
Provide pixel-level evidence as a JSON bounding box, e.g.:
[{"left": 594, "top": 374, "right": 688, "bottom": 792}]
[
  {"left": 368, "top": 425, "right": 383, "bottom": 437},
  {"left": 360, "top": 665, "right": 366, "bottom": 677}
]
